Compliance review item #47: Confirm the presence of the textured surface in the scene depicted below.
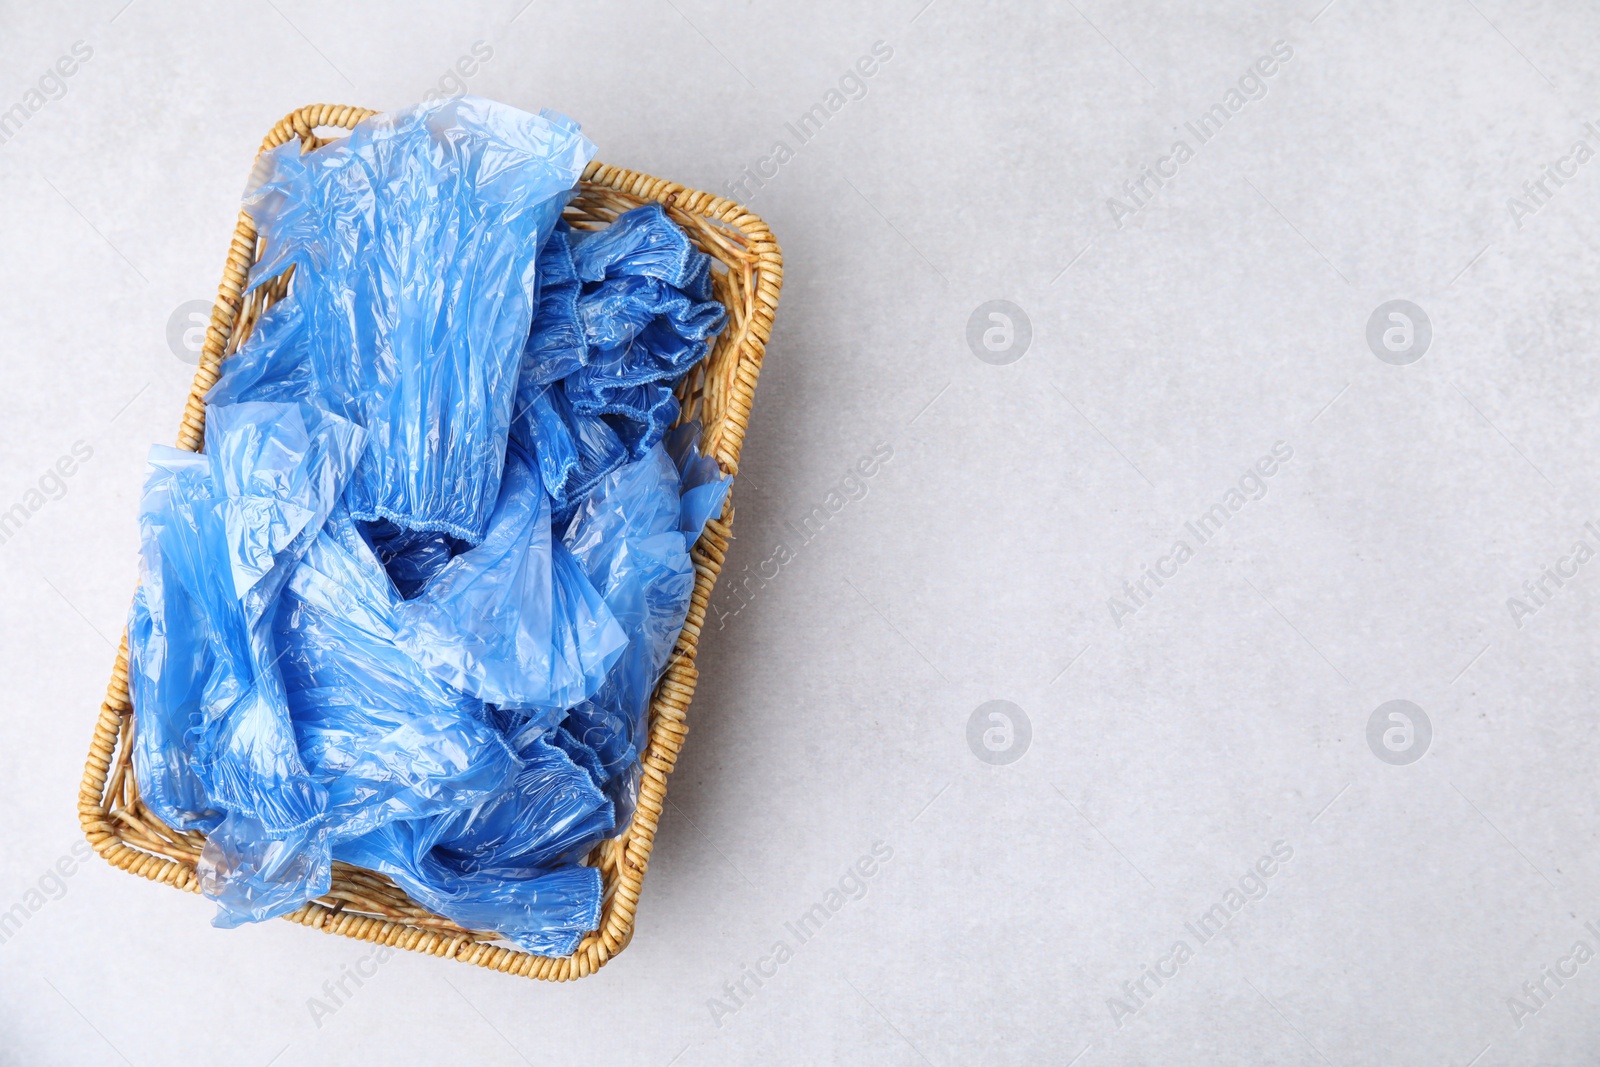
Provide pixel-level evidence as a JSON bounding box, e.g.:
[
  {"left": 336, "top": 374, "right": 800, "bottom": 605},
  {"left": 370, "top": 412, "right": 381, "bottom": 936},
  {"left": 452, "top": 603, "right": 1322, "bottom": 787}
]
[{"left": 4, "top": 1, "right": 1600, "bottom": 1064}]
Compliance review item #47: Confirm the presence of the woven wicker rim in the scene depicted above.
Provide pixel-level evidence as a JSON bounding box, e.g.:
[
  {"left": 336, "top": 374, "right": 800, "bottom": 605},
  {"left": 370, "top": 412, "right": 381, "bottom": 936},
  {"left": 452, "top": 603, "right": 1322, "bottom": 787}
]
[{"left": 75, "top": 103, "right": 781, "bottom": 982}]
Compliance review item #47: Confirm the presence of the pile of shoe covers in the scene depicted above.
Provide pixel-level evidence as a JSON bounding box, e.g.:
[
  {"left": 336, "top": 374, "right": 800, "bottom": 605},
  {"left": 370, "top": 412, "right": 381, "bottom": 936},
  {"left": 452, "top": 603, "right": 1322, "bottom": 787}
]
[{"left": 126, "top": 97, "right": 731, "bottom": 955}]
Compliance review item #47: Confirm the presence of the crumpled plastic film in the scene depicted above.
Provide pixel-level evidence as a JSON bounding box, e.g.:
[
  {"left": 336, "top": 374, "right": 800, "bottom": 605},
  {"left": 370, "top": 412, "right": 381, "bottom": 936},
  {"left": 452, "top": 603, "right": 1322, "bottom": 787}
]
[
  {"left": 393, "top": 445, "right": 627, "bottom": 716},
  {"left": 128, "top": 97, "right": 735, "bottom": 950},
  {"left": 569, "top": 202, "right": 715, "bottom": 299},
  {"left": 276, "top": 506, "right": 522, "bottom": 844},
  {"left": 129, "top": 399, "right": 365, "bottom": 922},
  {"left": 216, "top": 96, "right": 596, "bottom": 544},
  {"left": 513, "top": 380, "right": 630, "bottom": 523},
  {"left": 556, "top": 426, "right": 731, "bottom": 824},
  {"left": 514, "top": 222, "right": 588, "bottom": 390},
  {"left": 513, "top": 206, "right": 727, "bottom": 506},
  {"left": 357, "top": 520, "right": 469, "bottom": 600}
]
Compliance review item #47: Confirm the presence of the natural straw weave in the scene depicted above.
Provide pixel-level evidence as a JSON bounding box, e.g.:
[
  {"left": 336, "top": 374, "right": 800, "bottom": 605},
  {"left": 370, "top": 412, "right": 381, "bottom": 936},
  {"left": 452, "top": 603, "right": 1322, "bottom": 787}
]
[{"left": 76, "top": 104, "right": 781, "bottom": 981}]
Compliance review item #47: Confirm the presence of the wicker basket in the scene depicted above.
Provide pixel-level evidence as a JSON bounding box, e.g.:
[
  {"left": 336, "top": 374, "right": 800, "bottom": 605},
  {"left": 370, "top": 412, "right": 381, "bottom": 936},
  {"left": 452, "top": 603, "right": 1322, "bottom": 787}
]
[{"left": 75, "top": 104, "right": 781, "bottom": 981}]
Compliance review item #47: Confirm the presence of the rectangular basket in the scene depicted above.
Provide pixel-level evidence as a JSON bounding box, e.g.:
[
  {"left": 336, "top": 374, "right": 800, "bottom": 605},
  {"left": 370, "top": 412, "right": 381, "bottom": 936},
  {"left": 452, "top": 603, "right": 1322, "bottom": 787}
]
[{"left": 76, "top": 103, "right": 781, "bottom": 981}]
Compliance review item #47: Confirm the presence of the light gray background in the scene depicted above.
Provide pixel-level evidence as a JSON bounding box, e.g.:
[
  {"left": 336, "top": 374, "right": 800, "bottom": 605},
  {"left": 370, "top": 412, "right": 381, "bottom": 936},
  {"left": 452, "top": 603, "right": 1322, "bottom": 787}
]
[{"left": 1, "top": 0, "right": 1597, "bottom": 1063}]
